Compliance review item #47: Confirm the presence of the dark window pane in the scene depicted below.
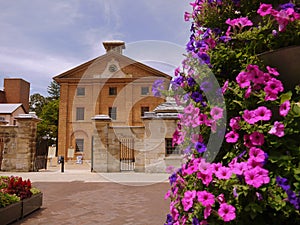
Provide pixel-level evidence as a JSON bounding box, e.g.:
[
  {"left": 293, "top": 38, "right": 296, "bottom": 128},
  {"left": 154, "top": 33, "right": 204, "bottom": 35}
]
[
  {"left": 165, "top": 138, "right": 180, "bottom": 155},
  {"left": 141, "top": 106, "right": 149, "bottom": 117},
  {"left": 75, "top": 139, "right": 84, "bottom": 152},
  {"left": 77, "top": 87, "right": 85, "bottom": 96},
  {"left": 141, "top": 87, "right": 149, "bottom": 95},
  {"left": 109, "top": 87, "right": 117, "bottom": 95},
  {"left": 76, "top": 107, "right": 84, "bottom": 120},
  {"left": 109, "top": 107, "right": 117, "bottom": 120}
]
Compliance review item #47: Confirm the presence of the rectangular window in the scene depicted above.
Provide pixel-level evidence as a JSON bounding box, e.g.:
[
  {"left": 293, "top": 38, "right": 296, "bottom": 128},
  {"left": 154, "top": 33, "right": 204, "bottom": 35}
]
[
  {"left": 75, "top": 139, "right": 84, "bottom": 152},
  {"left": 141, "top": 86, "right": 149, "bottom": 95},
  {"left": 141, "top": 106, "right": 150, "bottom": 117},
  {"left": 76, "top": 107, "right": 85, "bottom": 120},
  {"left": 77, "top": 87, "right": 85, "bottom": 96},
  {"left": 109, "top": 87, "right": 117, "bottom": 96},
  {"left": 165, "top": 138, "right": 181, "bottom": 155},
  {"left": 109, "top": 107, "right": 117, "bottom": 120}
]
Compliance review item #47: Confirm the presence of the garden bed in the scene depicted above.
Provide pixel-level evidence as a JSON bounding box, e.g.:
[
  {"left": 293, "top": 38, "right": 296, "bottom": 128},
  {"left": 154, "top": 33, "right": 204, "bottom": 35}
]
[{"left": 0, "top": 193, "right": 43, "bottom": 225}]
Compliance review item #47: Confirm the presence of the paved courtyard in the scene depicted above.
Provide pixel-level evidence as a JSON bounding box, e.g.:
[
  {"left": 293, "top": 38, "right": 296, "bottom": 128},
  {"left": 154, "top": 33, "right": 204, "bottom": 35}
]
[{"left": 0, "top": 162, "right": 171, "bottom": 225}]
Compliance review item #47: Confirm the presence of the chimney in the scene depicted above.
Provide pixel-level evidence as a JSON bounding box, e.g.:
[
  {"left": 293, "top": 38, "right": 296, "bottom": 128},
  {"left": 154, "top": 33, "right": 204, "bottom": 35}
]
[
  {"left": 103, "top": 40, "right": 125, "bottom": 54},
  {"left": 4, "top": 78, "right": 30, "bottom": 113}
]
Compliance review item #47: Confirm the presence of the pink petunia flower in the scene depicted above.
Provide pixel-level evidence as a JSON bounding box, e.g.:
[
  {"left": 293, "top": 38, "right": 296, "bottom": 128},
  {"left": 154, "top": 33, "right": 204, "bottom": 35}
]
[
  {"left": 243, "top": 110, "right": 257, "bottom": 124},
  {"left": 245, "top": 86, "right": 252, "bottom": 98},
  {"left": 244, "top": 167, "right": 264, "bottom": 188},
  {"left": 236, "top": 71, "right": 251, "bottom": 88},
  {"left": 279, "top": 100, "right": 291, "bottom": 117},
  {"left": 254, "top": 106, "right": 272, "bottom": 121},
  {"left": 197, "top": 191, "right": 215, "bottom": 207},
  {"left": 218, "top": 203, "right": 236, "bottom": 222},
  {"left": 222, "top": 80, "right": 229, "bottom": 94},
  {"left": 229, "top": 116, "right": 241, "bottom": 130},
  {"left": 244, "top": 134, "right": 254, "bottom": 148},
  {"left": 232, "top": 162, "right": 248, "bottom": 175},
  {"left": 268, "top": 121, "right": 285, "bottom": 137},
  {"left": 197, "top": 171, "right": 213, "bottom": 186},
  {"left": 264, "top": 78, "right": 284, "bottom": 95},
  {"left": 182, "top": 190, "right": 197, "bottom": 211},
  {"left": 257, "top": 3, "right": 273, "bottom": 16},
  {"left": 170, "top": 201, "right": 179, "bottom": 221},
  {"left": 217, "top": 193, "right": 225, "bottom": 204},
  {"left": 203, "top": 206, "right": 212, "bottom": 220},
  {"left": 266, "top": 66, "right": 280, "bottom": 76},
  {"left": 256, "top": 167, "right": 270, "bottom": 184},
  {"left": 274, "top": 9, "right": 290, "bottom": 32},
  {"left": 211, "top": 162, "right": 222, "bottom": 174},
  {"left": 184, "top": 12, "right": 191, "bottom": 21},
  {"left": 215, "top": 166, "right": 233, "bottom": 180},
  {"left": 247, "top": 158, "right": 263, "bottom": 169},
  {"left": 249, "top": 147, "right": 265, "bottom": 163},
  {"left": 249, "top": 131, "right": 265, "bottom": 146},
  {"left": 247, "top": 64, "right": 265, "bottom": 84},
  {"left": 225, "top": 131, "right": 239, "bottom": 143},
  {"left": 210, "top": 106, "right": 224, "bottom": 120}
]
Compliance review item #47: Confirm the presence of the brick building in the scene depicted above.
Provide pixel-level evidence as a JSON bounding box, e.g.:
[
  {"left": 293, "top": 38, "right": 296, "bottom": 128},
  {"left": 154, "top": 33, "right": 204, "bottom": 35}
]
[
  {"left": 54, "top": 41, "right": 174, "bottom": 166},
  {"left": 0, "top": 78, "right": 30, "bottom": 125}
]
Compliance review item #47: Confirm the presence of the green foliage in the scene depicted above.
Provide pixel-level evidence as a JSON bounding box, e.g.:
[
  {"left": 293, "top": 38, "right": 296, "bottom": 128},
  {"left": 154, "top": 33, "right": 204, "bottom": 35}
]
[
  {"left": 29, "top": 93, "right": 49, "bottom": 117},
  {"left": 30, "top": 187, "right": 41, "bottom": 195},
  {"left": 0, "top": 192, "right": 20, "bottom": 208},
  {"left": 37, "top": 99, "right": 59, "bottom": 144},
  {"left": 47, "top": 80, "right": 60, "bottom": 100}
]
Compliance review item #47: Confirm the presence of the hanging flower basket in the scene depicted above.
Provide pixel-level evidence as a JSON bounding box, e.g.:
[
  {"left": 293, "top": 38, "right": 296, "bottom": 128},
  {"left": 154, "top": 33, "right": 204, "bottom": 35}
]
[{"left": 258, "top": 46, "right": 300, "bottom": 90}]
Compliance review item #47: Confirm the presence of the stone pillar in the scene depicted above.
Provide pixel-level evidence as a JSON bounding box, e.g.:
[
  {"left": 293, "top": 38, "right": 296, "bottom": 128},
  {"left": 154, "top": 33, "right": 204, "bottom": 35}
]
[
  {"left": 11, "top": 113, "right": 40, "bottom": 171},
  {"left": 91, "top": 115, "right": 111, "bottom": 172}
]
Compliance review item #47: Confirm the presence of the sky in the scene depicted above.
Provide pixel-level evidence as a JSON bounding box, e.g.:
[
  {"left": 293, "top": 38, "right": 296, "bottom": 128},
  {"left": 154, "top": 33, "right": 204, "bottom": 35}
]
[{"left": 0, "top": 0, "right": 192, "bottom": 96}]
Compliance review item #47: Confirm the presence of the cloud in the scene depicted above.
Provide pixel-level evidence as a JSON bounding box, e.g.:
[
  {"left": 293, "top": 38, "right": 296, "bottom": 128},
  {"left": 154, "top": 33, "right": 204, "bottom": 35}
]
[{"left": 0, "top": 0, "right": 191, "bottom": 96}]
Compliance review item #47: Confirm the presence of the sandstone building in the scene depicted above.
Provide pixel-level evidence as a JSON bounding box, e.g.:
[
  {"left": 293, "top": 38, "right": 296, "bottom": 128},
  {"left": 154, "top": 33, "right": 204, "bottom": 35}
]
[{"left": 54, "top": 41, "right": 182, "bottom": 172}]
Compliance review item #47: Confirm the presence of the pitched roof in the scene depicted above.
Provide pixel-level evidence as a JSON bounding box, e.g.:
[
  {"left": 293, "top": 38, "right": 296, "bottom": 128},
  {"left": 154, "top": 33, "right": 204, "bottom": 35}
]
[
  {"left": 53, "top": 50, "right": 172, "bottom": 81},
  {"left": 0, "top": 103, "right": 23, "bottom": 114}
]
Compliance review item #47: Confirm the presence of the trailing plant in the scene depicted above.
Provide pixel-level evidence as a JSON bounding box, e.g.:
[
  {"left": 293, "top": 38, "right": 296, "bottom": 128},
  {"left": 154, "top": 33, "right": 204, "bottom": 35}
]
[{"left": 160, "top": 0, "right": 300, "bottom": 224}]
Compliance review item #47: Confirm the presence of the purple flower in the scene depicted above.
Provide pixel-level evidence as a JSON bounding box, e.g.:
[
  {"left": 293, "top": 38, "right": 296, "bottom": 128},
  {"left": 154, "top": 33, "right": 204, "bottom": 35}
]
[
  {"left": 186, "top": 39, "right": 195, "bottom": 52},
  {"left": 152, "top": 79, "right": 164, "bottom": 97},
  {"left": 188, "top": 77, "right": 196, "bottom": 87},
  {"left": 192, "top": 217, "right": 200, "bottom": 225},
  {"left": 191, "top": 91, "right": 203, "bottom": 103},
  {"left": 164, "top": 214, "right": 173, "bottom": 225},
  {"left": 197, "top": 52, "right": 211, "bottom": 65},
  {"left": 195, "top": 142, "right": 207, "bottom": 153},
  {"left": 220, "top": 35, "right": 231, "bottom": 42},
  {"left": 169, "top": 173, "right": 177, "bottom": 185},
  {"left": 276, "top": 176, "right": 291, "bottom": 191},
  {"left": 280, "top": 3, "right": 295, "bottom": 10}
]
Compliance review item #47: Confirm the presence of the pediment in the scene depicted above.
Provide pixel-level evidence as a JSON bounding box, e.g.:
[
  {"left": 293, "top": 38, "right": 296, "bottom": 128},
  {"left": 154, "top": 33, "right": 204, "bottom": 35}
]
[{"left": 53, "top": 51, "right": 171, "bottom": 82}]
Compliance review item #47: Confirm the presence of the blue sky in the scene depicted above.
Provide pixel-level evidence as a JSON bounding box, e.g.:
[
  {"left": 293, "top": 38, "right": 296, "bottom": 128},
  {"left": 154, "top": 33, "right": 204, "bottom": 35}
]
[{"left": 0, "top": 0, "right": 191, "bottom": 96}]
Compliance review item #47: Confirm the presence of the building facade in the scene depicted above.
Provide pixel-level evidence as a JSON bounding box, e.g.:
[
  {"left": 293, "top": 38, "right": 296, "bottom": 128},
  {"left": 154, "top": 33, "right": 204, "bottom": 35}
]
[{"left": 54, "top": 41, "right": 174, "bottom": 166}]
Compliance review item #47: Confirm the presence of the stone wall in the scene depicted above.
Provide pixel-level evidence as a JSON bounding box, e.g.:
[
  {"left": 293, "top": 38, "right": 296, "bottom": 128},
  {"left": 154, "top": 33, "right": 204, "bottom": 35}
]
[
  {"left": 0, "top": 114, "right": 40, "bottom": 171},
  {"left": 91, "top": 112, "right": 183, "bottom": 173}
]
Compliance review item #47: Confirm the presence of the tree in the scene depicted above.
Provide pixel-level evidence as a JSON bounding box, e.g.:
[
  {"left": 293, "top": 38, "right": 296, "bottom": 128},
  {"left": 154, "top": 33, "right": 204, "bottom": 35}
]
[
  {"left": 29, "top": 93, "right": 48, "bottom": 117},
  {"left": 47, "top": 80, "right": 60, "bottom": 100},
  {"left": 37, "top": 99, "right": 59, "bottom": 145}
]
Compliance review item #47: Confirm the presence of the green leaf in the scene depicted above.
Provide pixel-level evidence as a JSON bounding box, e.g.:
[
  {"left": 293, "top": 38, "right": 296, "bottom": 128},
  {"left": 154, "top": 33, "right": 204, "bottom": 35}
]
[{"left": 280, "top": 91, "right": 292, "bottom": 104}]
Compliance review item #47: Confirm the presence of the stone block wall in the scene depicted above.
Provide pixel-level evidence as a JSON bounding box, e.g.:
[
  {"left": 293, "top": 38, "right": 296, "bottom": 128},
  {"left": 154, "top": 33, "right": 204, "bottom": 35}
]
[{"left": 0, "top": 114, "right": 40, "bottom": 171}]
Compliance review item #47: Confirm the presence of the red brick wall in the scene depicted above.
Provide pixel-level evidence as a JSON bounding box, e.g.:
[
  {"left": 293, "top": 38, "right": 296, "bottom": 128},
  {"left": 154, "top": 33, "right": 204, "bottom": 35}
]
[{"left": 4, "top": 78, "right": 30, "bottom": 113}]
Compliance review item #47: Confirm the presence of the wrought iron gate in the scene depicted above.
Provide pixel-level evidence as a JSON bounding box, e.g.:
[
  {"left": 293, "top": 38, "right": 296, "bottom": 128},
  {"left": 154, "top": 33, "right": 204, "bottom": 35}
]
[
  {"left": 0, "top": 137, "right": 4, "bottom": 170},
  {"left": 34, "top": 139, "right": 48, "bottom": 171},
  {"left": 120, "top": 138, "right": 135, "bottom": 171}
]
